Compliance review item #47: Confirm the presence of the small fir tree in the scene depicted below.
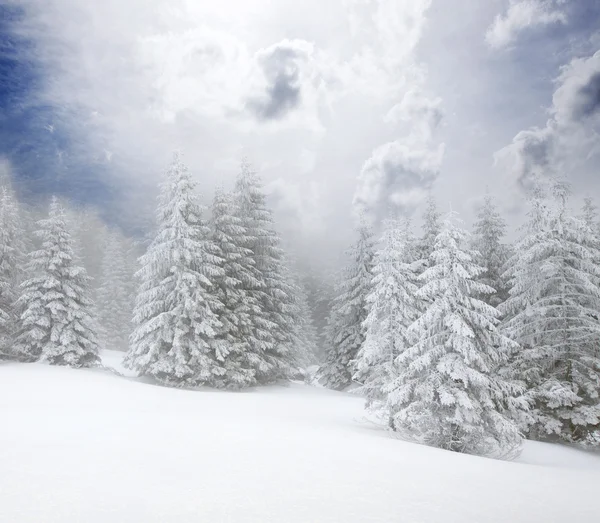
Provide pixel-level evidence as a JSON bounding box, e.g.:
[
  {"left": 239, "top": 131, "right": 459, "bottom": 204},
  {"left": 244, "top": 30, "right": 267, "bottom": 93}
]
[
  {"left": 387, "top": 213, "right": 525, "bottom": 458},
  {"left": 125, "top": 152, "right": 224, "bottom": 386},
  {"left": 319, "top": 221, "right": 375, "bottom": 390},
  {"left": 354, "top": 216, "right": 421, "bottom": 411},
  {"left": 14, "top": 197, "right": 99, "bottom": 367}
]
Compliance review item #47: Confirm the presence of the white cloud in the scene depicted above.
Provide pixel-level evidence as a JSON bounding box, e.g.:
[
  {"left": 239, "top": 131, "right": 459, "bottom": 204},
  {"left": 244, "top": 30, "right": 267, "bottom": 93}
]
[
  {"left": 10, "top": 0, "right": 598, "bottom": 260},
  {"left": 485, "top": 0, "right": 567, "bottom": 49},
  {"left": 354, "top": 139, "right": 444, "bottom": 221},
  {"left": 494, "top": 49, "right": 600, "bottom": 188},
  {"left": 384, "top": 89, "right": 443, "bottom": 142},
  {"left": 349, "top": 0, "right": 444, "bottom": 222}
]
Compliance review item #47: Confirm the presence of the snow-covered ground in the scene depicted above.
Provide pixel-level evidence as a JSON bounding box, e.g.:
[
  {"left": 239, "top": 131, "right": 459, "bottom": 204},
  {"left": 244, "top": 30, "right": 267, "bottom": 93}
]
[{"left": 1, "top": 351, "right": 600, "bottom": 523}]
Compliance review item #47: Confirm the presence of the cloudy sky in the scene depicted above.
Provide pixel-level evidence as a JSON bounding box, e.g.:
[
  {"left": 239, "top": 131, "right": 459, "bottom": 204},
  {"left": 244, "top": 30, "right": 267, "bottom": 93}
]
[{"left": 2, "top": 0, "right": 600, "bottom": 268}]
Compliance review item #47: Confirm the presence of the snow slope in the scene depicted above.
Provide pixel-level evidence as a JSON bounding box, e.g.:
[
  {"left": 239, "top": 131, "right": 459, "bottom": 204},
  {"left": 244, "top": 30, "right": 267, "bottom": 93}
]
[{"left": 1, "top": 352, "right": 599, "bottom": 523}]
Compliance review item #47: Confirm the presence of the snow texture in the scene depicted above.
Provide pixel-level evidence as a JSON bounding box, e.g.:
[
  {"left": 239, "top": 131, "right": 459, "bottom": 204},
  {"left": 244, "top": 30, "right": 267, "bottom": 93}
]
[{"left": 1, "top": 356, "right": 599, "bottom": 523}]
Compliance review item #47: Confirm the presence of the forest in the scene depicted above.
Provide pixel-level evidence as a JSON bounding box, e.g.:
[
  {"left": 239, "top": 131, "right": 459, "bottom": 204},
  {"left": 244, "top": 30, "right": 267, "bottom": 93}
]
[{"left": 1, "top": 152, "right": 599, "bottom": 461}]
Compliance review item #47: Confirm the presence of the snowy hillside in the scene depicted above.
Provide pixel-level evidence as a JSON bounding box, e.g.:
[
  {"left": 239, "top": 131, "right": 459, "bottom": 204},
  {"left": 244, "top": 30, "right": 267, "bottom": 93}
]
[{"left": 1, "top": 353, "right": 599, "bottom": 523}]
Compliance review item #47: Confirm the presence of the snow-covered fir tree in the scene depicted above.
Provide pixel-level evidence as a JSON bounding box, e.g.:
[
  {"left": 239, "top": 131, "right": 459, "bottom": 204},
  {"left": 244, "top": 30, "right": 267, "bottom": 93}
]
[
  {"left": 311, "top": 276, "right": 334, "bottom": 360},
  {"left": 417, "top": 193, "right": 441, "bottom": 268},
  {"left": 319, "top": 220, "right": 375, "bottom": 390},
  {"left": 386, "top": 213, "right": 525, "bottom": 457},
  {"left": 209, "top": 186, "right": 263, "bottom": 388},
  {"left": 293, "top": 267, "right": 332, "bottom": 362},
  {"left": 285, "top": 264, "right": 319, "bottom": 371},
  {"left": 14, "top": 197, "right": 99, "bottom": 367},
  {"left": 96, "top": 229, "right": 135, "bottom": 352},
  {"left": 125, "top": 152, "right": 225, "bottom": 386},
  {"left": 0, "top": 186, "right": 26, "bottom": 357},
  {"left": 501, "top": 180, "right": 600, "bottom": 444},
  {"left": 580, "top": 197, "right": 597, "bottom": 229},
  {"left": 354, "top": 216, "right": 421, "bottom": 411},
  {"left": 232, "top": 160, "right": 297, "bottom": 384},
  {"left": 471, "top": 193, "right": 510, "bottom": 306},
  {"left": 294, "top": 278, "right": 319, "bottom": 368}
]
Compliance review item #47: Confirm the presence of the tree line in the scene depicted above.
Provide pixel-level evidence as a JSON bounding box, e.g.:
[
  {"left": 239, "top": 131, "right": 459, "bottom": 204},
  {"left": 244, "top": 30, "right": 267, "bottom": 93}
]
[
  {"left": 320, "top": 179, "right": 600, "bottom": 457},
  {"left": 2, "top": 154, "right": 598, "bottom": 460},
  {"left": 0, "top": 153, "right": 318, "bottom": 388}
]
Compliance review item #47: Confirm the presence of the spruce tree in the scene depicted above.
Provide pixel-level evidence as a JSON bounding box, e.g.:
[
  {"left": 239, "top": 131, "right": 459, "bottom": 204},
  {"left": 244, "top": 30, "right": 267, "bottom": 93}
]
[
  {"left": 417, "top": 193, "right": 441, "bottom": 268},
  {"left": 233, "top": 160, "right": 296, "bottom": 384},
  {"left": 312, "top": 276, "right": 334, "bottom": 360},
  {"left": 387, "top": 213, "right": 524, "bottom": 458},
  {"left": 501, "top": 180, "right": 600, "bottom": 444},
  {"left": 14, "top": 197, "right": 99, "bottom": 367},
  {"left": 125, "top": 152, "right": 224, "bottom": 386},
  {"left": 319, "top": 221, "right": 375, "bottom": 390},
  {"left": 209, "top": 187, "right": 258, "bottom": 388},
  {"left": 96, "top": 229, "right": 134, "bottom": 352},
  {"left": 471, "top": 193, "right": 510, "bottom": 306},
  {"left": 297, "top": 267, "right": 333, "bottom": 362},
  {"left": 0, "top": 186, "right": 26, "bottom": 357},
  {"left": 580, "top": 197, "right": 597, "bottom": 229},
  {"left": 292, "top": 277, "right": 319, "bottom": 369},
  {"left": 354, "top": 217, "right": 421, "bottom": 410}
]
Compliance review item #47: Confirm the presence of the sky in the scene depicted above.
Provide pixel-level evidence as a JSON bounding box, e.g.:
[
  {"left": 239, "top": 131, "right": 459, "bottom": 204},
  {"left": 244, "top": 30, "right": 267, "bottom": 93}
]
[{"left": 1, "top": 0, "right": 600, "bottom": 270}]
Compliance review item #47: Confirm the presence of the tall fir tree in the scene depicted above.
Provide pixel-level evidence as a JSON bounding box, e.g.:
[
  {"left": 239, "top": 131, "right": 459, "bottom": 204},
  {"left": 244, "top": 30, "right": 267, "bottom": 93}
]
[
  {"left": 501, "top": 180, "right": 600, "bottom": 444},
  {"left": 291, "top": 276, "right": 319, "bottom": 369},
  {"left": 417, "top": 193, "right": 441, "bottom": 268},
  {"left": 209, "top": 186, "right": 261, "bottom": 388},
  {"left": 471, "top": 193, "right": 510, "bottom": 306},
  {"left": 580, "top": 197, "right": 597, "bottom": 229},
  {"left": 296, "top": 267, "right": 333, "bottom": 362},
  {"left": 96, "top": 229, "right": 135, "bottom": 352},
  {"left": 0, "top": 186, "right": 26, "bottom": 357},
  {"left": 319, "top": 221, "right": 375, "bottom": 390},
  {"left": 14, "top": 197, "right": 99, "bottom": 367},
  {"left": 386, "top": 213, "right": 525, "bottom": 457},
  {"left": 282, "top": 262, "right": 319, "bottom": 371},
  {"left": 354, "top": 217, "right": 421, "bottom": 411},
  {"left": 125, "top": 152, "right": 225, "bottom": 386},
  {"left": 233, "top": 160, "right": 297, "bottom": 384}
]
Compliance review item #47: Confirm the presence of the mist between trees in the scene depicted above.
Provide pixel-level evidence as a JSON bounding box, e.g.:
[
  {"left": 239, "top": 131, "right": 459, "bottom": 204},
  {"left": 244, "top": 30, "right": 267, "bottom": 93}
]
[{"left": 1, "top": 155, "right": 599, "bottom": 459}]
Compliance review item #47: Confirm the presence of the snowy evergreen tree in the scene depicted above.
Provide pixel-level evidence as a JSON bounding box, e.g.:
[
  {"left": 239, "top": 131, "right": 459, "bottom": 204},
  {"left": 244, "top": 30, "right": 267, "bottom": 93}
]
[
  {"left": 286, "top": 264, "right": 319, "bottom": 371},
  {"left": 0, "top": 186, "right": 26, "bottom": 357},
  {"left": 233, "top": 160, "right": 297, "bottom": 384},
  {"left": 417, "top": 193, "right": 441, "bottom": 268},
  {"left": 471, "top": 193, "right": 510, "bottom": 306},
  {"left": 125, "top": 152, "right": 225, "bottom": 386},
  {"left": 319, "top": 221, "right": 375, "bottom": 390},
  {"left": 295, "top": 266, "right": 333, "bottom": 361},
  {"left": 311, "top": 276, "right": 334, "bottom": 359},
  {"left": 354, "top": 217, "right": 421, "bottom": 410},
  {"left": 293, "top": 283, "right": 319, "bottom": 368},
  {"left": 580, "top": 197, "right": 597, "bottom": 229},
  {"left": 386, "top": 213, "right": 524, "bottom": 458},
  {"left": 209, "top": 186, "right": 260, "bottom": 388},
  {"left": 96, "top": 229, "right": 135, "bottom": 352},
  {"left": 13, "top": 197, "right": 99, "bottom": 367},
  {"left": 501, "top": 180, "right": 600, "bottom": 444}
]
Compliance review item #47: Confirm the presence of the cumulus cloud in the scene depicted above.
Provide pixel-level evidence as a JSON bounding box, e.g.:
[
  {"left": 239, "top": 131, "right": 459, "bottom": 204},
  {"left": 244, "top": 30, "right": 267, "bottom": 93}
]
[
  {"left": 553, "top": 50, "right": 600, "bottom": 123},
  {"left": 384, "top": 89, "right": 443, "bottom": 141},
  {"left": 494, "top": 125, "right": 555, "bottom": 189},
  {"left": 495, "top": 49, "right": 600, "bottom": 189},
  {"left": 354, "top": 87, "right": 444, "bottom": 221},
  {"left": 353, "top": 140, "right": 444, "bottom": 222},
  {"left": 486, "top": 0, "right": 567, "bottom": 49},
  {"left": 347, "top": 0, "right": 444, "bottom": 223},
  {"left": 246, "top": 40, "right": 313, "bottom": 121}
]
